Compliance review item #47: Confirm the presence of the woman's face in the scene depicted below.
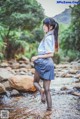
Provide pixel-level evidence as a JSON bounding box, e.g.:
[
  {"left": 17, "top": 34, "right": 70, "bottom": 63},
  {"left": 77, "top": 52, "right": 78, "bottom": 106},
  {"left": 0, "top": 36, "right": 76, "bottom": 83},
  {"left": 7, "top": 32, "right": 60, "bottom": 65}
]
[
  {"left": 43, "top": 24, "right": 53, "bottom": 33},
  {"left": 43, "top": 24, "right": 48, "bottom": 33}
]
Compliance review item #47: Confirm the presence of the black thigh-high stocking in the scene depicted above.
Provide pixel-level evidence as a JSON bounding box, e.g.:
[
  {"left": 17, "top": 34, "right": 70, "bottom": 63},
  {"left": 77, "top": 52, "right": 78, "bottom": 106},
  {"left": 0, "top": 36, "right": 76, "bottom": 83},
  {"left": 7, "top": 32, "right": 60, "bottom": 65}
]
[
  {"left": 34, "top": 70, "right": 42, "bottom": 93},
  {"left": 34, "top": 70, "right": 46, "bottom": 103},
  {"left": 43, "top": 80, "right": 52, "bottom": 110}
]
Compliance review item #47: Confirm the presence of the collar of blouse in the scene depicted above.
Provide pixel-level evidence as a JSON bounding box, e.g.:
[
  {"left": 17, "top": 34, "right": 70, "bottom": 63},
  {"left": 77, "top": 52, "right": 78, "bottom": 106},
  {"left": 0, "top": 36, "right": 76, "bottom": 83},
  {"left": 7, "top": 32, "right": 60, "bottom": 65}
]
[
  {"left": 42, "top": 30, "right": 54, "bottom": 42},
  {"left": 45, "top": 30, "right": 54, "bottom": 37}
]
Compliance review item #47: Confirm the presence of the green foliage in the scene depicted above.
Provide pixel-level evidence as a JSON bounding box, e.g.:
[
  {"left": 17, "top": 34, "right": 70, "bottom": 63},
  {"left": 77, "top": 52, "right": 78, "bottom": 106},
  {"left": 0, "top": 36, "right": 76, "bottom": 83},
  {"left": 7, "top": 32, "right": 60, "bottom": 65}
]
[
  {"left": 0, "top": 0, "right": 44, "bottom": 59},
  {"left": 25, "top": 42, "right": 38, "bottom": 59},
  {"left": 0, "top": 53, "right": 4, "bottom": 62},
  {"left": 5, "top": 38, "right": 27, "bottom": 59},
  {"left": 67, "top": 50, "right": 80, "bottom": 62},
  {"left": 60, "top": 1, "right": 80, "bottom": 60},
  {"left": 19, "top": 31, "right": 34, "bottom": 43},
  {"left": 31, "top": 27, "right": 44, "bottom": 42},
  {"left": 0, "top": 0, "right": 44, "bottom": 30},
  {"left": 53, "top": 52, "right": 60, "bottom": 64},
  {"left": 19, "top": 26, "right": 44, "bottom": 43},
  {"left": 0, "top": 40, "right": 5, "bottom": 52}
]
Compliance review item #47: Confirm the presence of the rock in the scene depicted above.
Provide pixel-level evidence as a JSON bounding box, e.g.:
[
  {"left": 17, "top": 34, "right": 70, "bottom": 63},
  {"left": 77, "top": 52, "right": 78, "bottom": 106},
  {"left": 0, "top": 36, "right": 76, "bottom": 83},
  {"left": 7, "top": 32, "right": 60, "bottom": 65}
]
[
  {"left": 9, "top": 75, "right": 36, "bottom": 92},
  {"left": 6, "top": 67, "right": 12, "bottom": 71},
  {"left": 0, "top": 83, "right": 6, "bottom": 94},
  {"left": 30, "top": 62, "right": 34, "bottom": 68},
  {"left": 25, "top": 64, "right": 31, "bottom": 69},
  {"left": 19, "top": 68, "right": 28, "bottom": 73},
  {"left": 18, "top": 60, "right": 25, "bottom": 64},
  {"left": 8, "top": 59, "right": 16, "bottom": 65},
  {"left": 60, "top": 86, "right": 68, "bottom": 91},
  {"left": 19, "top": 71, "right": 26, "bottom": 75},
  {"left": 0, "top": 68, "right": 13, "bottom": 82},
  {"left": 2, "top": 81, "right": 11, "bottom": 90},
  {"left": 9, "top": 69, "right": 16, "bottom": 75},
  {"left": 71, "top": 92, "right": 80, "bottom": 97},
  {"left": 60, "top": 71, "right": 69, "bottom": 77},
  {"left": 28, "top": 68, "right": 35, "bottom": 74},
  {"left": 19, "top": 63, "right": 27, "bottom": 68},
  {"left": 72, "top": 63, "right": 80, "bottom": 70},
  {"left": 11, "top": 62, "right": 20, "bottom": 69},
  {"left": 56, "top": 64, "right": 69, "bottom": 69},
  {"left": 10, "top": 89, "right": 20, "bottom": 96},
  {"left": 78, "top": 60, "right": 80, "bottom": 63},
  {"left": 18, "top": 56, "right": 30, "bottom": 64},
  {"left": 19, "top": 64, "right": 31, "bottom": 69},
  {"left": 73, "top": 86, "right": 80, "bottom": 90},
  {"left": 75, "top": 74, "right": 80, "bottom": 79},
  {"left": 0, "top": 62, "right": 9, "bottom": 67},
  {"left": 69, "top": 69, "right": 78, "bottom": 74},
  {"left": 6, "top": 67, "right": 16, "bottom": 75},
  {"left": 65, "top": 73, "right": 73, "bottom": 78}
]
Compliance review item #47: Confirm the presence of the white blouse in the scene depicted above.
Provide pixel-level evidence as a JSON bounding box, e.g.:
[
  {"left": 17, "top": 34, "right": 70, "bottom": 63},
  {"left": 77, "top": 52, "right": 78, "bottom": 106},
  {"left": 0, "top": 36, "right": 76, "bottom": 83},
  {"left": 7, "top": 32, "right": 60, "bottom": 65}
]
[{"left": 38, "top": 30, "right": 55, "bottom": 55}]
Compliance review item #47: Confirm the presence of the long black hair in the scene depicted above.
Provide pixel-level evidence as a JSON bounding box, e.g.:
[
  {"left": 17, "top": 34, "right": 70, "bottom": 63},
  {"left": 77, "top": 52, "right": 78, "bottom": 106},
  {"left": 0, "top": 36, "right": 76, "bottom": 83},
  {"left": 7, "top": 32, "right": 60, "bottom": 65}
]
[{"left": 43, "top": 17, "right": 59, "bottom": 51}]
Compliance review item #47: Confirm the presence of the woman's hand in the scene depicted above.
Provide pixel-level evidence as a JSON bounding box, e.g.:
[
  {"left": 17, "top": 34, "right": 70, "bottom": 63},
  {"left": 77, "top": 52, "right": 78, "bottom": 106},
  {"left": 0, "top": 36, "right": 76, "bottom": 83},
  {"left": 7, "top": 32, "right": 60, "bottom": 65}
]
[{"left": 31, "top": 56, "right": 39, "bottom": 62}]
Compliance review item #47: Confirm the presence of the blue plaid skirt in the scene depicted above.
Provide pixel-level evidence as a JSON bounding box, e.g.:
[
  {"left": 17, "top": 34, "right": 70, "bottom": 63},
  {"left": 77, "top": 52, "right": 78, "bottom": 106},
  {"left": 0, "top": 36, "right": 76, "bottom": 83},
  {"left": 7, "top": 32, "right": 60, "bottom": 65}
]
[{"left": 34, "top": 57, "right": 54, "bottom": 80}]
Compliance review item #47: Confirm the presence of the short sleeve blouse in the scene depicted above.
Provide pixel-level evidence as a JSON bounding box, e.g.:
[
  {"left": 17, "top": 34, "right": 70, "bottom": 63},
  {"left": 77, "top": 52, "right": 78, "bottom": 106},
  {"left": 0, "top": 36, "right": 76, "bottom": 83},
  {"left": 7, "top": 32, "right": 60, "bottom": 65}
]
[{"left": 38, "top": 30, "right": 55, "bottom": 55}]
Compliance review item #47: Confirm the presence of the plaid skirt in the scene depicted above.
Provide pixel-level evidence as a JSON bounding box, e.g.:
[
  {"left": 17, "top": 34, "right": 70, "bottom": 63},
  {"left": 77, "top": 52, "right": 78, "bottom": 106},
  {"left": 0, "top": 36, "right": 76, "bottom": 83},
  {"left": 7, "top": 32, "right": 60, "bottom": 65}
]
[{"left": 34, "top": 58, "right": 54, "bottom": 80}]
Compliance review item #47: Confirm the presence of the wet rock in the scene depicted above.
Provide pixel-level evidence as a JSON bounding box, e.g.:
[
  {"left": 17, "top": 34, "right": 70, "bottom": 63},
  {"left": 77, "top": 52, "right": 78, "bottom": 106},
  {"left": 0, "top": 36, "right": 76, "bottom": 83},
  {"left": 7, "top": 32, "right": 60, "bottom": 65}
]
[
  {"left": 0, "top": 83, "right": 6, "bottom": 94},
  {"left": 0, "top": 68, "right": 13, "bottom": 82},
  {"left": 9, "top": 75, "right": 36, "bottom": 92}
]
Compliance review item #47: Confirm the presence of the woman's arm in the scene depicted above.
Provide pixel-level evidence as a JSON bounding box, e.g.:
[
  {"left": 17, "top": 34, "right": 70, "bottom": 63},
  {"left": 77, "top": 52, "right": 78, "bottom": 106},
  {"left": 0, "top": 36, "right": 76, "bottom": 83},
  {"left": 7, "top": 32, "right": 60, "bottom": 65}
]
[
  {"left": 38, "top": 52, "right": 53, "bottom": 59},
  {"left": 31, "top": 52, "right": 54, "bottom": 62}
]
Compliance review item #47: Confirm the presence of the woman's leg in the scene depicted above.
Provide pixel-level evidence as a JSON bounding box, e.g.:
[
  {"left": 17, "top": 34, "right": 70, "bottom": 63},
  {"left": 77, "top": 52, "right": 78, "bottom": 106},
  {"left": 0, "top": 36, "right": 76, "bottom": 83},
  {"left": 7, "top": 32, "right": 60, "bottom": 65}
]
[
  {"left": 43, "top": 80, "right": 52, "bottom": 110},
  {"left": 34, "top": 70, "right": 46, "bottom": 103},
  {"left": 34, "top": 70, "right": 41, "bottom": 92}
]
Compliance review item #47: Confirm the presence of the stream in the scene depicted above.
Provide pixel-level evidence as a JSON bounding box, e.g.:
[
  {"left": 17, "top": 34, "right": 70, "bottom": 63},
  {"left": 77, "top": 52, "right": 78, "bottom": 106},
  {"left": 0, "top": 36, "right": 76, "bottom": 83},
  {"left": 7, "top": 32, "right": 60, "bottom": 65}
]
[{"left": 0, "top": 77, "right": 80, "bottom": 119}]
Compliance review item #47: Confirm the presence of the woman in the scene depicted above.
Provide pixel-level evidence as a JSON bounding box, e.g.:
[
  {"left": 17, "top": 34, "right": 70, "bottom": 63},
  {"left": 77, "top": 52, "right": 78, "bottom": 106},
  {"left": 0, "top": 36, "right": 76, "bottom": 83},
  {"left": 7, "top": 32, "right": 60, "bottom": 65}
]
[{"left": 31, "top": 17, "right": 59, "bottom": 112}]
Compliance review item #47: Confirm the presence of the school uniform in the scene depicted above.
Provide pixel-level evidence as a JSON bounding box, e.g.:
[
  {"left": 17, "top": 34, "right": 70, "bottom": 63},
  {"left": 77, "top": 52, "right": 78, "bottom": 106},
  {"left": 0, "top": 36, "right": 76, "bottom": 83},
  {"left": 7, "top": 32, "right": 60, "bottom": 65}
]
[{"left": 34, "top": 30, "right": 55, "bottom": 80}]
